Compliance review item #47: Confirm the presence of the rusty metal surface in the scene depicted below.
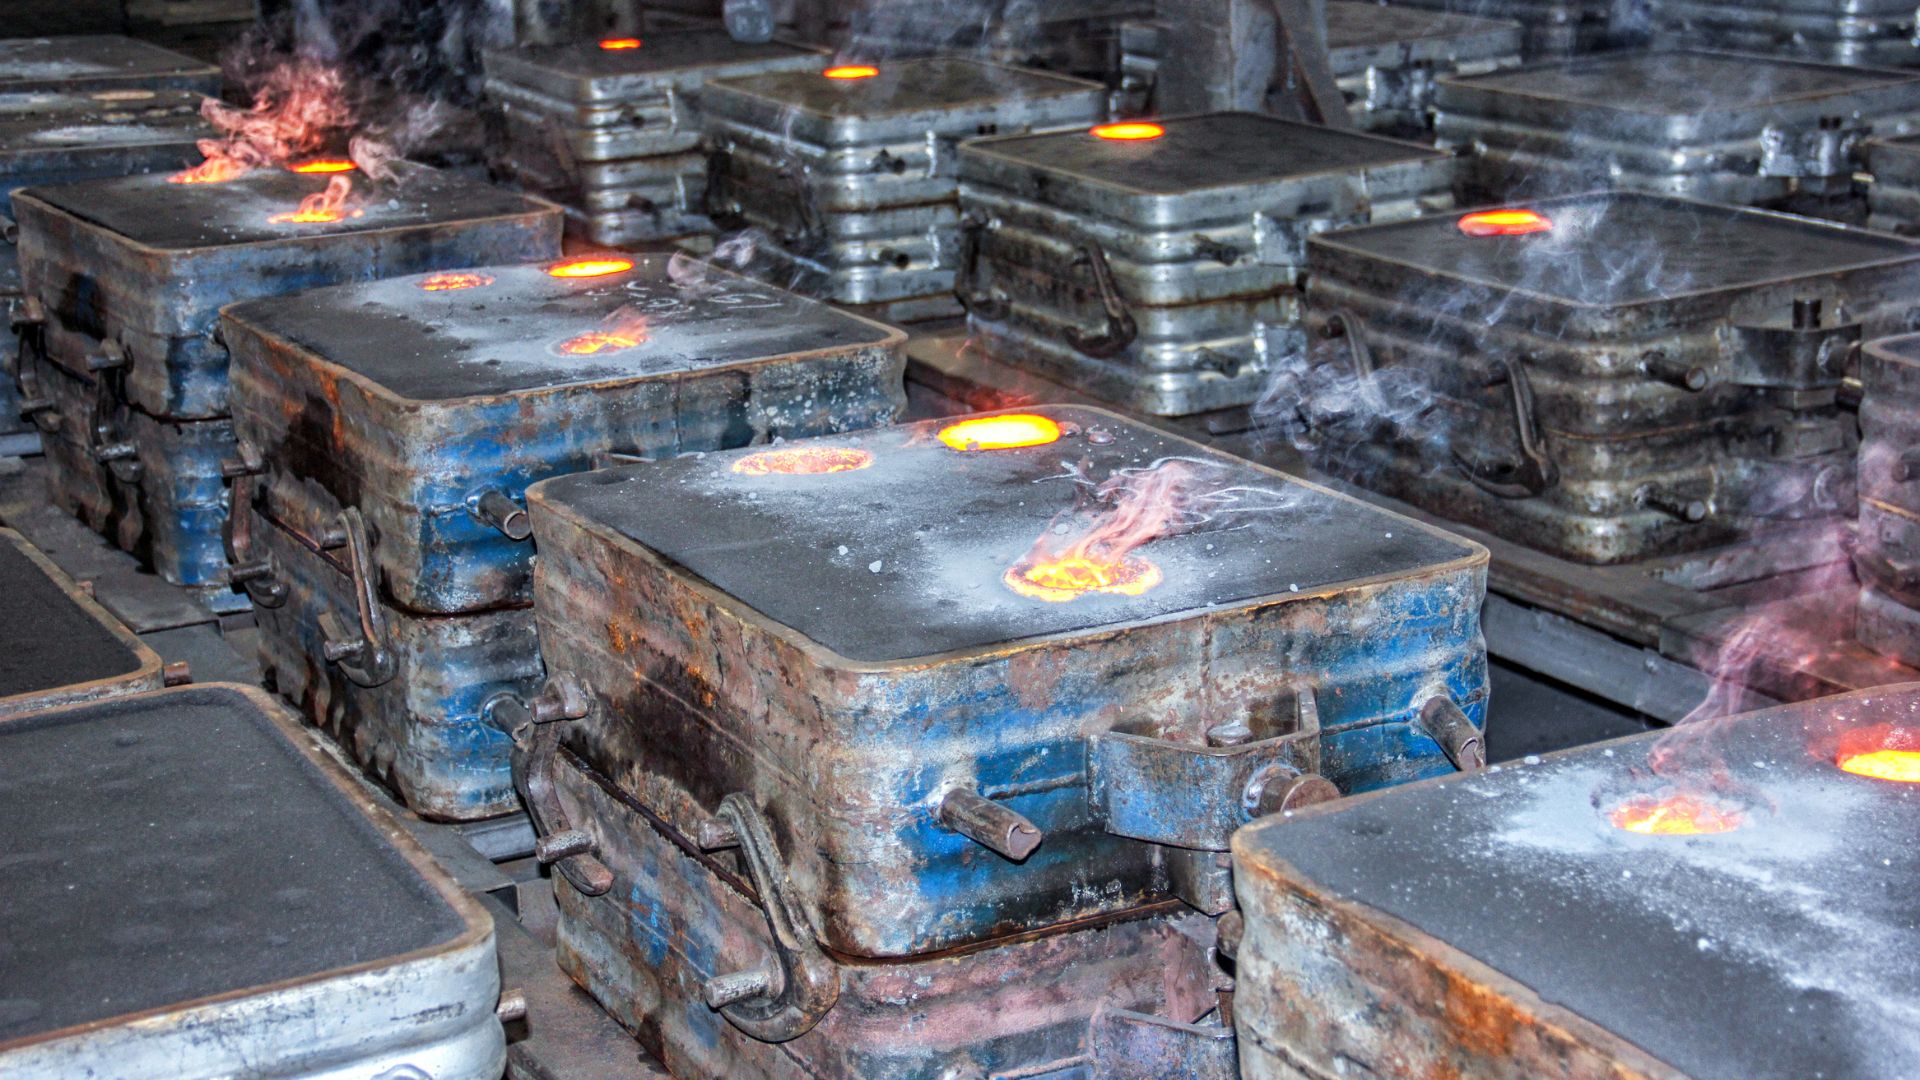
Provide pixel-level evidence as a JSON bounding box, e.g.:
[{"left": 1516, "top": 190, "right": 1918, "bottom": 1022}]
[
  {"left": 224, "top": 255, "right": 907, "bottom": 616},
  {"left": 1232, "top": 683, "right": 1920, "bottom": 1080},
  {"left": 1292, "top": 192, "right": 1919, "bottom": 564},
  {"left": 247, "top": 504, "right": 540, "bottom": 822},
  {"left": 0, "top": 35, "right": 219, "bottom": 95},
  {"left": 0, "top": 682, "right": 505, "bottom": 1079},
  {"left": 0, "top": 524, "right": 162, "bottom": 716},
  {"left": 548, "top": 748, "right": 1230, "bottom": 1079},
  {"left": 526, "top": 405, "right": 1488, "bottom": 958}
]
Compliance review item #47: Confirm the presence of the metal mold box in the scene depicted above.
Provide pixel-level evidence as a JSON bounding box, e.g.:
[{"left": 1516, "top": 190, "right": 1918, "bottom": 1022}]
[
  {"left": 1435, "top": 50, "right": 1920, "bottom": 211},
  {"left": 0, "top": 525, "right": 163, "bottom": 717},
  {"left": 526, "top": 405, "right": 1490, "bottom": 958},
  {"left": 1296, "top": 191, "right": 1920, "bottom": 563},
  {"left": 1382, "top": 0, "right": 1614, "bottom": 57},
  {"left": 1867, "top": 133, "right": 1920, "bottom": 234},
  {"left": 224, "top": 255, "right": 907, "bottom": 616},
  {"left": 0, "top": 87, "right": 209, "bottom": 218},
  {"left": 957, "top": 111, "right": 1457, "bottom": 416},
  {"left": 0, "top": 35, "right": 220, "bottom": 95},
  {"left": 1652, "top": 0, "right": 1919, "bottom": 67},
  {"left": 1232, "top": 683, "right": 1920, "bottom": 1080},
  {"left": 0, "top": 683, "right": 504, "bottom": 1079},
  {"left": 1857, "top": 334, "right": 1920, "bottom": 667}
]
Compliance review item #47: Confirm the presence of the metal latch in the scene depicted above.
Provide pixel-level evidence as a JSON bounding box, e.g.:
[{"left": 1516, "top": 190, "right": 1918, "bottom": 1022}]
[
  {"left": 1089, "top": 686, "right": 1334, "bottom": 851},
  {"left": 1453, "top": 356, "right": 1557, "bottom": 499},
  {"left": 1759, "top": 116, "right": 1852, "bottom": 179},
  {"left": 220, "top": 439, "right": 287, "bottom": 608},
  {"left": 491, "top": 674, "right": 612, "bottom": 898},
  {"left": 317, "top": 507, "right": 396, "bottom": 687},
  {"left": 1722, "top": 298, "right": 1858, "bottom": 389}
]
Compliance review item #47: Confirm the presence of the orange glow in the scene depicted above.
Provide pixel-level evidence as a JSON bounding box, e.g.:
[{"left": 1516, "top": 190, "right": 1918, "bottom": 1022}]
[
  {"left": 1091, "top": 121, "right": 1165, "bottom": 141},
  {"left": 599, "top": 37, "right": 642, "bottom": 50},
  {"left": 548, "top": 256, "right": 634, "bottom": 279},
  {"left": 1607, "top": 793, "right": 1744, "bottom": 835},
  {"left": 170, "top": 157, "right": 249, "bottom": 184},
  {"left": 732, "top": 447, "right": 874, "bottom": 476},
  {"left": 1834, "top": 723, "right": 1920, "bottom": 782},
  {"left": 269, "top": 175, "right": 360, "bottom": 225},
  {"left": 289, "top": 158, "right": 356, "bottom": 174},
  {"left": 938, "top": 414, "right": 1063, "bottom": 452},
  {"left": 823, "top": 65, "right": 879, "bottom": 80},
  {"left": 1458, "top": 208, "right": 1553, "bottom": 237},
  {"left": 1004, "top": 554, "right": 1162, "bottom": 603},
  {"left": 557, "top": 329, "right": 646, "bottom": 355},
  {"left": 418, "top": 271, "right": 495, "bottom": 292}
]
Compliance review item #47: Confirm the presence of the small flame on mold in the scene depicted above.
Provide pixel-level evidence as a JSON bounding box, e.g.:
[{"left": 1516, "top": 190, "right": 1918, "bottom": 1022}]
[
  {"left": 1606, "top": 792, "right": 1745, "bottom": 835},
  {"left": 823, "top": 64, "right": 880, "bottom": 80},
  {"left": 289, "top": 158, "right": 356, "bottom": 174},
  {"left": 418, "top": 271, "right": 494, "bottom": 292},
  {"left": 170, "top": 157, "right": 249, "bottom": 184},
  {"left": 1004, "top": 460, "right": 1198, "bottom": 604},
  {"left": 549, "top": 256, "right": 634, "bottom": 279},
  {"left": 732, "top": 447, "right": 875, "bottom": 476},
  {"left": 1457, "top": 209, "right": 1553, "bottom": 237},
  {"left": 1091, "top": 121, "right": 1165, "bottom": 141},
  {"left": 1004, "top": 554, "right": 1162, "bottom": 603},
  {"left": 556, "top": 308, "right": 650, "bottom": 356},
  {"left": 600, "top": 37, "right": 642, "bottom": 50},
  {"left": 268, "top": 175, "right": 361, "bottom": 224},
  {"left": 1835, "top": 724, "right": 1920, "bottom": 783},
  {"left": 938, "top": 414, "right": 1062, "bottom": 452}
]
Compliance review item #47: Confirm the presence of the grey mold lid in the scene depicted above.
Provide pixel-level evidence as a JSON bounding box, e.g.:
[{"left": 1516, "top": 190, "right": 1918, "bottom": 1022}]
[
  {"left": 18, "top": 161, "right": 549, "bottom": 250},
  {"left": 961, "top": 112, "right": 1449, "bottom": 226},
  {"left": 0, "top": 36, "right": 218, "bottom": 92},
  {"left": 1310, "top": 192, "right": 1920, "bottom": 307},
  {"left": 1325, "top": 1, "right": 1521, "bottom": 57},
  {"left": 1236, "top": 684, "right": 1920, "bottom": 1080},
  {"left": 223, "top": 255, "right": 901, "bottom": 401},
  {"left": 532, "top": 405, "right": 1479, "bottom": 664},
  {"left": 483, "top": 28, "right": 824, "bottom": 104},
  {"left": 0, "top": 684, "right": 468, "bottom": 1042},
  {"left": 0, "top": 532, "right": 141, "bottom": 697},
  {"left": 1439, "top": 48, "right": 1920, "bottom": 117},
  {"left": 0, "top": 88, "right": 208, "bottom": 167}
]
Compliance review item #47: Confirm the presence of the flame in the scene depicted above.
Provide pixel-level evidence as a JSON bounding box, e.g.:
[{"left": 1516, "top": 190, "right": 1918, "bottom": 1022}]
[
  {"left": 171, "top": 59, "right": 355, "bottom": 185},
  {"left": 732, "top": 447, "right": 874, "bottom": 476},
  {"left": 169, "top": 156, "right": 250, "bottom": 184},
  {"left": 290, "top": 158, "right": 356, "bottom": 174},
  {"left": 268, "top": 175, "right": 361, "bottom": 225},
  {"left": 418, "top": 271, "right": 494, "bottom": 292},
  {"left": 1607, "top": 792, "right": 1744, "bottom": 835},
  {"left": 599, "top": 37, "right": 642, "bottom": 50},
  {"left": 1835, "top": 723, "right": 1920, "bottom": 783},
  {"left": 556, "top": 308, "right": 649, "bottom": 356},
  {"left": 549, "top": 256, "right": 634, "bottom": 279},
  {"left": 1457, "top": 209, "right": 1553, "bottom": 237},
  {"left": 1005, "top": 461, "right": 1198, "bottom": 603},
  {"left": 1091, "top": 121, "right": 1165, "bottom": 141},
  {"left": 823, "top": 65, "right": 879, "bottom": 80},
  {"left": 938, "top": 414, "right": 1062, "bottom": 452}
]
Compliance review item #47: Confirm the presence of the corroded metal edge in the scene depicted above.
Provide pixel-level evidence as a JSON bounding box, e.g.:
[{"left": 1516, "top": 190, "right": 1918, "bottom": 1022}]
[{"left": 0, "top": 524, "right": 165, "bottom": 716}]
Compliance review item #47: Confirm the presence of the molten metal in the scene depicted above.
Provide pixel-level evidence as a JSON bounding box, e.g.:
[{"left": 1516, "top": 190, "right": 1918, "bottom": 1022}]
[
  {"left": 937, "top": 414, "right": 1062, "bottom": 452},
  {"left": 269, "top": 175, "right": 361, "bottom": 225},
  {"left": 823, "top": 65, "right": 880, "bottom": 80},
  {"left": 290, "top": 158, "right": 357, "bottom": 174},
  {"left": 1606, "top": 792, "right": 1744, "bottom": 835},
  {"left": 732, "top": 447, "right": 875, "bottom": 476},
  {"left": 557, "top": 330, "right": 646, "bottom": 356},
  {"left": 1091, "top": 121, "right": 1165, "bottom": 141},
  {"left": 1004, "top": 459, "right": 1195, "bottom": 604},
  {"left": 1457, "top": 208, "right": 1553, "bottom": 237},
  {"left": 548, "top": 257, "right": 635, "bottom": 278},
  {"left": 170, "top": 157, "right": 250, "bottom": 184},
  {"left": 1835, "top": 724, "right": 1920, "bottom": 782},
  {"left": 1004, "top": 554, "right": 1162, "bottom": 603},
  {"left": 600, "top": 37, "right": 642, "bottom": 50},
  {"left": 418, "top": 272, "right": 495, "bottom": 292}
]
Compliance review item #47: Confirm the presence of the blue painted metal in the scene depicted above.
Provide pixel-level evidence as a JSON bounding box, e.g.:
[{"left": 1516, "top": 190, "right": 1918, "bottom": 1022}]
[{"left": 526, "top": 405, "right": 1491, "bottom": 959}]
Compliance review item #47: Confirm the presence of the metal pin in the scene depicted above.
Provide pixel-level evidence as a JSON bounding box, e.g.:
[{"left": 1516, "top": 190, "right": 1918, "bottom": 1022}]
[
  {"left": 1418, "top": 697, "right": 1485, "bottom": 772},
  {"left": 703, "top": 966, "right": 776, "bottom": 1010},
  {"left": 470, "top": 489, "right": 532, "bottom": 541},
  {"left": 495, "top": 989, "right": 528, "bottom": 1023},
  {"left": 92, "top": 441, "right": 136, "bottom": 463},
  {"left": 695, "top": 818, "right": 741, "bottom": 851},
  {"left": 1641, "top": 350, "right": 1708, "bottom": 391},
  {"left": 1637, "top": 484, "right": 1709, "bottom": 523},
  {"left": 535, "top": 829, "right": 597, "bottom": 864},
  {"left": 939, "top": 787, "right": 1044, "bottom": 861}
]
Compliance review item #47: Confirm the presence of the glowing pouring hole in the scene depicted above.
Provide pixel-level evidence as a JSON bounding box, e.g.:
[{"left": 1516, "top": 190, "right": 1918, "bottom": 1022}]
[
  {"left": 1004, "top": 555, "right": 1162, "bottom": 603},
  {"left": 731, "top": 447, "right": 874, "bottom": 476},
  {"left": 418, "top": 272, "right": 494, "bottom": 292},
  {"left": 1091, "top": 121, "right": 1165, "bottom": 141},
  {"left": 1458, "top": 208, "right": 1553, "bottom": 237},
  {"left": 937, "top": 414, "right": 1063, "bottom": 452},
  {"left": 548, "top": 257, "right": 634, "bottom": 278},
  {"left": 823, "top": 65, "right": 879, "bottom": 79},
  {"left": 600, "top": 37, "right": 642, "bottom": 49},
  {"left": 1606, "top": 793, "right": 1744, "bottom": 835}
]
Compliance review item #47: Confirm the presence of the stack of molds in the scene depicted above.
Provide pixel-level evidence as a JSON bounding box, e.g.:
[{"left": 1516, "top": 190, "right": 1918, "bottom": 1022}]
[
  {"left": 1292, "top": 192, "right": 1920, "bottom": 564},
  {"left": 702, "top": 57, "right": 1107, "bottom": 322},
  {"left": 221, "top": 254, "right": 905, "bottom": 822},
  {"left": 1857, "top": 335, "right": 1920, "bottom": 667},
  {"left": 1233, "top": 684, "right": 1920, "bottom": 1080},
  {"left": 1117, "top": 3, "right": 1525, "bottom": 136},
  {"left": 0, "top": 526, "right": 165, "bottom": 717},
  {"left": 10, "top": 163, "right": 559, "bottom": 610},
  {"left": 0, "top": 87, "right": 210, "bottom": 448},
  {"left": 1867, "top": 133, "right": 1920, "bottom": 234},
  {"left": 520, "top": 406, "right": 1490, "bottom": 1077},
  {"left": 848, "top": 0, "right": 1149, "bottom": 101},
  {"left": 957, "top": 112, "right": 1456, "bottom": 416},
  {"left": 1436, "top": 50, "right": 1920, "bottom": 219},
  {"left": 0, "top": 684, "right": 507, "bottom": 1080},
  {"left": 1385, "top": 0, "right": 1614, "bottom": 57},
  {"left": 483, "top": 28, "right": 827, "bottom": 246},
  {"left": 0, "top": 34, "right": 220, "bottom": 95},
  {"left": 1652, "top": 0, "right": 1918, "bottom": 66}
]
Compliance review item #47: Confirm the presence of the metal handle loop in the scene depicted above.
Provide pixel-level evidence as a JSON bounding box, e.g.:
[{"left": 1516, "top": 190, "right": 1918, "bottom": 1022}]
[
  {"left": 1453, "top": 357, "right": 1557, "bottom": 499},
  {"left": 1065, "top": 241, "right": 1139, "bottom": 360},
  {"left": 953, "top": 213, "right": 1009, "bottom": 320},
  {"left": 85, "top": 369, "right": 142, "bottom": 485},
  {"left": 498, "top": 675, "right": 614, "bottom": 898},
  {"left": 220, "top": 440, "right": 286, "bottom": 608},
  {"left": 317, "top": 507, "right": 396, "bottom": 687}
]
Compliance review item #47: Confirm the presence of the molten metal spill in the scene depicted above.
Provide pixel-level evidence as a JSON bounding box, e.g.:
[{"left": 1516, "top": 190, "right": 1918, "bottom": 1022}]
[
  {"left": 1835, "top": 723, "right": 1920, "bottom": 782},
  {"left": 1004, "top": 460, "right": 1197, "bottom": 603},
  {"left": 549, "top": 256, "right": 635, "bottom": 278},
  {"left": 938, "top": 414, "right": 1062, "bottom": 452},
  {"left": 600, "top": 37, "right": 642, "bottom": 50},
  {"left": 732, "top": 447, "right": 875, "bottom": 476},
  {"left": 1004, "top": 554, "right": 1162, "bottom": 603},
  {"left": 1091, "top": 121, "right": 1165, "bottom": 141},
  {"left": 1607, "top": 792, "right": 1745, "bottom": 835},
  {"left": 289, "top": 158, "right": 356, "bottom": 174},
  {"left": 823, "top": 65, "right": 880, "bottom": 79},
  {"left": 557, "top": 330, "right": 645, "bottom": 356},
  {"left": 418, "top": 271, "right": 495, "bottom": 292},
  {"left": 268, "top": 175, "right": 361, "bottom": 225},
  {"left": 1457, "top": 208, "right": 1553, "bottom": 237}
]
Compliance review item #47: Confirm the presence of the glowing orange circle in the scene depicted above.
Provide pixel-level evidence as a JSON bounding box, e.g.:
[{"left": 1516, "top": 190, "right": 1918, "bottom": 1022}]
[
  {"left": 1004, "top": 555, "right": 1161, "bottom": 603},
  {"left": 268, "top": 207, "right": 361, "bottom": 225},
  {"left": 599, "top": 37, "right": 642, "bottom": 50},
  {"left": 557, "top": 330, "right": 644, "bottom": 355},
  {"left": 290, "top": 159, "right": 357, "bottom": 174},
  {"left": 418, "top": 271, "right": 495, "bottom": 292},
  {"left": 1838, "top": 748, "right": 1920, "bottom": 783},
  {"left": 731, "top": 447, "right": 875, "bottom": 476},
  {"left": 1091, "top": 121, "right": 1165, "bottom": 142},
  {"left": 1458, "top": 209, "right": 1553, "bottom": 237},
  {"left": 1606, "top": 793, "right": 1744, "bottom": 835},
  {"left": 823, "top": 65, "right": 879, "bottom": 80},
  {"left": 937, "top": 414, "right": 1062, "bottom": 452},
  {"left": 548, "top": 256, "right": 634, "bottom": 278}
]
